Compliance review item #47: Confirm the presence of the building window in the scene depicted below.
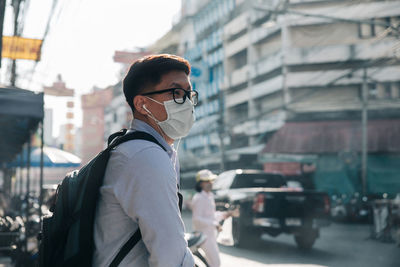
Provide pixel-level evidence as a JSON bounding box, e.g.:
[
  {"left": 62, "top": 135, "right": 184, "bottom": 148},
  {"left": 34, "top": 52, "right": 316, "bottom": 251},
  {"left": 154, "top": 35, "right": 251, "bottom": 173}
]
[
  {"left": 358, "top": 20, "right": 375, "bottom": 38},
  {"left": 390, "top": 16, "right": 400, "bottom": 36},
  {"left": 359, "top": 16, "right": 399, "bottom": 39},
  {"left": 385, "top": 17, "right": 392, "bottom": 36},
  {"left": 368, "top": 83, "right": 377, "bottom": 99},
  {"left": 384, "top": 83, "right": 391, "bottom": 99},
  {"left": 392, "top": 82, "right": 400, "bottom": 99},
  {"left": 370, "top": 82, "right": 399, "bottom": 99}
]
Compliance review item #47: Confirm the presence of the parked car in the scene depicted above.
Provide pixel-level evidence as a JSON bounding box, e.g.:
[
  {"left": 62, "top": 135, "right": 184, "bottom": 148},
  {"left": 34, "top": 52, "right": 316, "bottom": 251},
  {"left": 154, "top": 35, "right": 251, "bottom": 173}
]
[{"left": 214, "top": 169, "right": 331, "bottom": 250}]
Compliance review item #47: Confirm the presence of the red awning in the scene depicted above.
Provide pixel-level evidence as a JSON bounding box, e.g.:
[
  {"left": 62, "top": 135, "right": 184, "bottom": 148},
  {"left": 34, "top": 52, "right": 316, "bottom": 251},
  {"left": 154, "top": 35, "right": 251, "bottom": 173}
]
[{"left": 262, "top": 119, "right": 400, "bottom": 154}]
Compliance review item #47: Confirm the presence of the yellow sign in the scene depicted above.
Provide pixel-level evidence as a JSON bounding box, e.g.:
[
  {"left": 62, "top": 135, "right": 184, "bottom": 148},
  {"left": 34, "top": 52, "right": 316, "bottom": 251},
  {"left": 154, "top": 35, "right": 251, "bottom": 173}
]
[{"left": 2, "top": 36, "right": 42, "bottom": 60}]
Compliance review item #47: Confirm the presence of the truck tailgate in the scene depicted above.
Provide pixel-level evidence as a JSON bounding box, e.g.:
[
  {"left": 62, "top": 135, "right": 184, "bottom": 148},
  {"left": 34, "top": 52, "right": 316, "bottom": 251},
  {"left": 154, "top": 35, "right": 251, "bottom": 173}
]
[{"left": 258, "top": 191, "right": 330, "bottom": 220}]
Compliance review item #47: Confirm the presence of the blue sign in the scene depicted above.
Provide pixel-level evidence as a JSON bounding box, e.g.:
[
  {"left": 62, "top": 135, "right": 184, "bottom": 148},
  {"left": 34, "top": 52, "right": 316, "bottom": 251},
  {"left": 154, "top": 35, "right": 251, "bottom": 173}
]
[{"left": 191, "top": 67, "right": 202, "bottom": 77}]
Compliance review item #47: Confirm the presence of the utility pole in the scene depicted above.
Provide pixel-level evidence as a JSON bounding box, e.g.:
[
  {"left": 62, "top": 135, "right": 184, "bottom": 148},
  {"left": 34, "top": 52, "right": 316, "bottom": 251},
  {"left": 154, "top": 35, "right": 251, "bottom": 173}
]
[
  {"left": 218, "top": 89, "right": 226, "bottom": 172},
  {"left": 361, "top": 68, "right": 368, "bottom": 196},
  {"left": 246, "top": 1, "right": 257, "bottom": 147},
  {"left": 39, "top": 119, "right": 44, "bottom": 220},
  {"left": 281, "top": 15, "right": 291, "bottom": 108},
  {"left": 10, "top": 0, "right": 23, "bottom": 86},
  {"left": 0, "top": 0, "right": 7, "bottom": 68}
]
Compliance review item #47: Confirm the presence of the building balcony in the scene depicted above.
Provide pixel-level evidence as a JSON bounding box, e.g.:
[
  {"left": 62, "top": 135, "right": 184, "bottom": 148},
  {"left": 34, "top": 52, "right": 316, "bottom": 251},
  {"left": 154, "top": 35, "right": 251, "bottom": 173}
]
[
  {"left": 286, "top": 39, "right": 399, "bottom": 66},
  {"left": 225, "top": 88, "right": 250, "bottom": 108},
  {"left": 251, "top": 75, "right": 283, "bottom": 99},
  {"left": 225, "top": 75, "right": 283, "bottom": 108},
  {"left": 250, "top": 24, "right": 280, "bottom": 45},
  {"left": 225, "top": 33, "right": 248, "bottom": 58},
  {"left": 224, "top": 53, "right": 282, "bottom": 91},
  {"left": 286, "top": 65, "right": 400, "bottom": 88},
  {"left": 224, "top": 65, "right": 249, "bottom": 88},
  {"left": 245, "top": 39, "right": 397, "bottom": 76},
  {"left": 224, "top": 11, "right": 249, "bottom": 39},
  {"left": 287, "top": 1, "right": 400, "bottom": 28},
  {"left": 243, "top": 39, "right": 398, "bottom": 89},
  {"left": 231, "top": 65, "right": 249, "bottom": 86},
  {"left": 289, "top": 0, "right": 332, "bottom": 4},
  {"left": 250, "top": 52, "right": 282, "bottom": 79},
  {"left": 289, "top": 98, "right": 400, "bottom": 114},
  {"left": 231, "top": 111, "right": 286, "bottom": 136}
]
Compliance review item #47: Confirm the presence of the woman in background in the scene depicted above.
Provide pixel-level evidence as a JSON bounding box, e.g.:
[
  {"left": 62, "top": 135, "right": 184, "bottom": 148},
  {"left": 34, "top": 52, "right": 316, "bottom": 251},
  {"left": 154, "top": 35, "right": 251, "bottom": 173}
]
[{"left": 191, "top": 169, "right": 232, "bottom": 267}]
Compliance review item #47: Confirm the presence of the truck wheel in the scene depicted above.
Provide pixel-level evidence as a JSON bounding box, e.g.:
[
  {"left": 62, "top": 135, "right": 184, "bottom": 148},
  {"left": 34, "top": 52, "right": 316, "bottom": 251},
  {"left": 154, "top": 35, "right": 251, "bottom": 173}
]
[
  {"left": 294, "top": 230, "right": 318, "bottom": 250},
  {"left": 232, "top": 218, "right": 259, "bottom": 248}
]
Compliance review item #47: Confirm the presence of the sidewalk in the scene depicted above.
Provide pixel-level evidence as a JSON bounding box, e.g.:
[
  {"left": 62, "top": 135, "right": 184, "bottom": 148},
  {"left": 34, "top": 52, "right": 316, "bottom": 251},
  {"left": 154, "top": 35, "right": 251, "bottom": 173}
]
[{"left": 0, "top": 257, "right": 12, "bottom": 267}]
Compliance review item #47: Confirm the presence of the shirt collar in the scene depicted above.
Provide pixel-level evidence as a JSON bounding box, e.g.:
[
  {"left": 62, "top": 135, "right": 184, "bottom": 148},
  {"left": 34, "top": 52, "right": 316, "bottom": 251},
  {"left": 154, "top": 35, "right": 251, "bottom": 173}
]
[
  {"left": 201, "top": 190, "right": 212, "bottom": 197},
  {"left": 128, "top": 119, "right": 173, "bottom": 155}
]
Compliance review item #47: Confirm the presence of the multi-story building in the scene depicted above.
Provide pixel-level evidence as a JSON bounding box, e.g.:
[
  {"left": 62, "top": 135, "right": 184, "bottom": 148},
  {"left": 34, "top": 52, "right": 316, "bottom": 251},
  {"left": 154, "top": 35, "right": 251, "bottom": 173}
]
[
  {"left": 44, "top": 108, "right": 55, "bottom": 146},
  {"left": 252, "top": 0, "right": 400, "bottom": 196},
  {"left": 81, "top": 87, "right": 113, "bottom": 164},
  {"left": 74, "top": 127, "right": 82, "bottom": 159},
  {"left": 179, "top": 0, "right": 238, "bottom": 174},
  {"left": 57, "top": 124, "right": 66, "bottom": 149},
  {"left": 103, "top": 82, "right": 132, "bottom": 143},
  {"left": 168, "top": 0, "right": 400, "bottom": 192},
  {"left": 43, "top": 76, "right": 76, "bottom": 152}
]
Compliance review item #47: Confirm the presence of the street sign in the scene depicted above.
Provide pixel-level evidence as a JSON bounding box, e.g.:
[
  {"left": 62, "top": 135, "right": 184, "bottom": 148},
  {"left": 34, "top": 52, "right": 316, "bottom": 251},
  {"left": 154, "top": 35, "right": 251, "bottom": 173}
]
[{"left": 2, "top": 36, "right": 42, "bottom": 60}]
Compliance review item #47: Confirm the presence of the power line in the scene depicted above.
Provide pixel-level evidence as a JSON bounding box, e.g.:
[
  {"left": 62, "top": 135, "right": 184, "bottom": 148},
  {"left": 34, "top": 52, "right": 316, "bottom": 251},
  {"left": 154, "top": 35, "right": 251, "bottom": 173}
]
[
  {"left": 190, "top": 1, "right": 400, "bottom": 145},
  {"left": 253, "top": 3, "right": 400, "bottom": 35},
  {"left": 26, "top": 0, "right": 59, "bottom": 89},
  {"left": 18, "top": 0, "right": 30, "bottom": 35},
  {"left": 27, "top": 0, "right": 89, "bottom": 90},
  {"left": 10, "top": 0, "right": 24, "bottom": 86}
]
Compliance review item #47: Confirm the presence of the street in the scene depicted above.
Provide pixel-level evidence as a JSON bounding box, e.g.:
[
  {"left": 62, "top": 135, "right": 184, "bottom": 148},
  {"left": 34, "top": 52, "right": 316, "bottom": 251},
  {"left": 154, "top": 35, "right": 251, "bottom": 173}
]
[{"left": 182, "top": 211, "right": 400, "bottom": 267}]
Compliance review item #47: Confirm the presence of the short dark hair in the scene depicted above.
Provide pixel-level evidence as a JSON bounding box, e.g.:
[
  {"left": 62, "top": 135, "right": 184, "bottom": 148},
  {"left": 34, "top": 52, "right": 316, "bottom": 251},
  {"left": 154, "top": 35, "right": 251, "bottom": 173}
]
[
  {"left": 123, "top": 54, "right": 191, "bottom": 112},
  {"left": 195, "top": 181, "right": 203, "bottom": 192}
]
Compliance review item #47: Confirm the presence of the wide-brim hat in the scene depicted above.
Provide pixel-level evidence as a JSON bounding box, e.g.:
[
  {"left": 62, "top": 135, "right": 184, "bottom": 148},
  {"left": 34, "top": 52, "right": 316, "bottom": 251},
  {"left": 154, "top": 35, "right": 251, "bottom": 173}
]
[{"left": 196, "top": 169, "right": 217, "bottom": 182}]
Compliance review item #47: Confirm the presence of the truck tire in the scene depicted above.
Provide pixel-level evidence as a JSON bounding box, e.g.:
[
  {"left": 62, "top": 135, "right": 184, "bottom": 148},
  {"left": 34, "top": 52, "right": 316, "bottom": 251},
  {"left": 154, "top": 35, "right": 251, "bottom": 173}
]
[
  {"left": 294, "top": 229, "right": 318, "bottom": 250},
  {"left": 232, "top": 218, "right": 259, "bottom": 248}
]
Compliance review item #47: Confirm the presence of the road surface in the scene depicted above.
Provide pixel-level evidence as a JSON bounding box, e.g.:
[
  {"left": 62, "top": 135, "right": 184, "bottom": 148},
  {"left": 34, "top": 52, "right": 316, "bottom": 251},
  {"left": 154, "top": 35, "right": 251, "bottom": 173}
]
[{"left": 182, "top": 211, "right": 399, "bottom": 267}]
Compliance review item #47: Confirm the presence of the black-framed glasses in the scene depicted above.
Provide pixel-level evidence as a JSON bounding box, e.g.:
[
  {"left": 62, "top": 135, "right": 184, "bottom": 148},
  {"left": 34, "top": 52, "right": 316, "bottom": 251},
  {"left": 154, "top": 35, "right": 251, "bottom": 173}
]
[{"left": 142, "top": 88, "right": 198, "bottom": 106}]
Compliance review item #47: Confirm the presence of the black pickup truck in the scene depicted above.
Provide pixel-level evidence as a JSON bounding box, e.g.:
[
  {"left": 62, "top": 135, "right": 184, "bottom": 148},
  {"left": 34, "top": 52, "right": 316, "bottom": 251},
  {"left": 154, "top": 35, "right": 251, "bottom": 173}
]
[{"left": 214, "top": 169, "right": 331, "bottom": 249}]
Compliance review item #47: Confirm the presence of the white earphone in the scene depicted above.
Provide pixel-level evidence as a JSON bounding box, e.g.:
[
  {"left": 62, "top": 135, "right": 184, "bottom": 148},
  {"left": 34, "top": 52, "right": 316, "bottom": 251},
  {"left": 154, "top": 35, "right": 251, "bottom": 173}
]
[{"left": 142, "top": 105, "right": 150, "bottom": 114}]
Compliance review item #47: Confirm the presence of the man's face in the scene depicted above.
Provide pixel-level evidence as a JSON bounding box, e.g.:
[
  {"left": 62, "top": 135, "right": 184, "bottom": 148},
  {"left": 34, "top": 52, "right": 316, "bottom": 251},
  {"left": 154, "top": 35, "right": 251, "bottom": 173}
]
[{"left": 143, "top": 70, "right": 192, "bottom": 122}]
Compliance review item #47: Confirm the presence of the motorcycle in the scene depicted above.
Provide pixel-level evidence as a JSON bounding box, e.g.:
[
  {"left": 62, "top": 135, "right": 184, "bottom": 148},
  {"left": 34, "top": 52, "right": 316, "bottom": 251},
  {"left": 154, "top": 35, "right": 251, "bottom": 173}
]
[
  {"left": 185, "top": 231, "right": 209, "bottom": 267},
  {"left": 330, "top": 194, "right": 348, "bottom": 221}
]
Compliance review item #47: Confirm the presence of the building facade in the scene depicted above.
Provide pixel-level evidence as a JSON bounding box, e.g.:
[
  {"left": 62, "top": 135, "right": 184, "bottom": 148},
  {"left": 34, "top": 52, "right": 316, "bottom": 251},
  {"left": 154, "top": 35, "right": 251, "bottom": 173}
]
[
  {"left": 81, "top": 87, "right": 113, "bottom": 164},
  {"left": 159, "top": 0, "right": 400, "bottom": 184},
  {"left": 103, "top": 82, "right": 132, "bottom": 143},
  {"left": 179, "top": 0, "right": 239, "bottom": 174},
  {"left": 44, "top": 108, "right": 54, "bottom": 146}
]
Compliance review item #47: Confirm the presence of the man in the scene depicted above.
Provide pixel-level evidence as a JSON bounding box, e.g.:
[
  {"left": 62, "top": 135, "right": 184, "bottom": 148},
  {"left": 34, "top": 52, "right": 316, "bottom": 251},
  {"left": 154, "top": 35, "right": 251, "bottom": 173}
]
[{"left": 93, "top": 54, "right": 197, "bottom": 266}]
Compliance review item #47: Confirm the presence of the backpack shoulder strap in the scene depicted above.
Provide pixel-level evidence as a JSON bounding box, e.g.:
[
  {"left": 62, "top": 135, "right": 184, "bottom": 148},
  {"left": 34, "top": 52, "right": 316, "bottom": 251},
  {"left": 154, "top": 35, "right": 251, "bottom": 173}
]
[
  {"left": 107, "top": 129, "right": 128, "bottom": 146},
  {"left": 108, "top": 130, "right": 167, "bottom": 152},
  {"left": 109, "top": 230, "right": 142, "bottom": 267}
]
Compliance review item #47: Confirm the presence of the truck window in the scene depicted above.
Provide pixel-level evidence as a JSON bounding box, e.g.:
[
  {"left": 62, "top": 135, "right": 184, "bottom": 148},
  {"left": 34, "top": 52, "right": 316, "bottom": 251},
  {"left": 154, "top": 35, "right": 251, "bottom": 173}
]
[{"left": 230, "top": 173, "right": 286, "bottom": 189}]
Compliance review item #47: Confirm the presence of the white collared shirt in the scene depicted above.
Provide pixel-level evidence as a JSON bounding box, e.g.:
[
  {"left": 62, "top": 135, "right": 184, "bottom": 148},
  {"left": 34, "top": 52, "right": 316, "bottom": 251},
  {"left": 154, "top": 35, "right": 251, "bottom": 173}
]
[
  {"left": 93, "top": 119, "right": 194, "bottom": 267},
  {"left": 191, "top": 191, "right": 225, "bottom": 231}
]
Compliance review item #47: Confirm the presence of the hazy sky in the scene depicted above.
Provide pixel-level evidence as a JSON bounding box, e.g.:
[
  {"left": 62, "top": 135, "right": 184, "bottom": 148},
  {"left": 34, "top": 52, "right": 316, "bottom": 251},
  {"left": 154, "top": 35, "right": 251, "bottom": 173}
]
[{"left": 2, "top": 0, "right": 181, "bottom": 135}]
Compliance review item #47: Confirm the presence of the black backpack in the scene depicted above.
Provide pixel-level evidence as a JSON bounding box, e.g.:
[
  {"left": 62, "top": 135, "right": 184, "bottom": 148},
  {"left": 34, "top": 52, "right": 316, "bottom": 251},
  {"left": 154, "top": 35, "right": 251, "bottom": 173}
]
[{"left": 38, "top": 130, "right": 167, "bottom": 267}]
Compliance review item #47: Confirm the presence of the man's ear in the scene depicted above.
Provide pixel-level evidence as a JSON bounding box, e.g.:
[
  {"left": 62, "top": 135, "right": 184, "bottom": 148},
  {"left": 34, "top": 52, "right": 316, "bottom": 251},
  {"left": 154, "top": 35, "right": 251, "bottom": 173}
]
[{"left": 133, "top": 95, "right": 148, "bottom": 115}]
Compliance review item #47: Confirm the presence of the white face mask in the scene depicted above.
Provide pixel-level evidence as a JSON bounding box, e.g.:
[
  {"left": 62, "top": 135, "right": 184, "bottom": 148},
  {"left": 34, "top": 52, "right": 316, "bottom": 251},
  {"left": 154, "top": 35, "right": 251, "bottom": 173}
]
[{"left": 143, "top": 97, "right": 196, "bottom": 140}]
